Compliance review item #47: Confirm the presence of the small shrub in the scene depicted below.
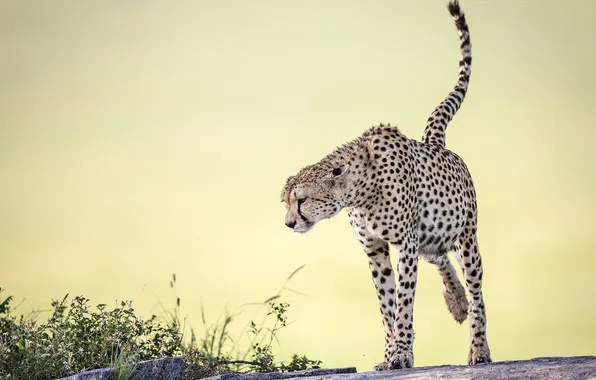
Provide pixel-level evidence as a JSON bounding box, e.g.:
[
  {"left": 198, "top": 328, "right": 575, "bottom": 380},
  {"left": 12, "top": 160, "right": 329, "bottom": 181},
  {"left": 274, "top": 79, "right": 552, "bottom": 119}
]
[
  {"left": 280, "top": 355, "right": 322, "bottom": 372},
  {"left": 0, "top": 269, "right": 322, "bottom": 380},
  {"left": 0, "top": 289, "right": 181, "bottom": 380}
]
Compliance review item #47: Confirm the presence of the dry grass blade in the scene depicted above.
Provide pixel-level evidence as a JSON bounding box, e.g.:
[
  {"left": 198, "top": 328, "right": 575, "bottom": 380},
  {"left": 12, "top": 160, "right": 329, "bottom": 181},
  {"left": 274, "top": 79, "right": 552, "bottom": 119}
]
[
  {"left": 287, "top": 265, "right": 305, "bottom": 281},
  {"left": 262, "top": 295, "right": 280, "bottom": 304},
  {"left": 280, "top": 287, "right": 307, "bottom": 297}
]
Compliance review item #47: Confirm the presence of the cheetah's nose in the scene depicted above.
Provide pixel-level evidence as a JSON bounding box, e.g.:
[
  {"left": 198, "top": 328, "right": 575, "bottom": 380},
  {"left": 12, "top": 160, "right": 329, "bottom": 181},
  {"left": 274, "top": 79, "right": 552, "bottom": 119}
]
[{"left": 285, "top": 220, "right": 296, "bottom": 229}]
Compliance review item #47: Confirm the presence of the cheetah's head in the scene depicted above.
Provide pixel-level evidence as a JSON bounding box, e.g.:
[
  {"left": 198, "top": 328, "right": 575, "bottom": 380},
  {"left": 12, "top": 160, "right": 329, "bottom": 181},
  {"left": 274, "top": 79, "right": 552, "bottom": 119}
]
[{"left": 281, "top": 163, "right": 351, "bottom": 233}]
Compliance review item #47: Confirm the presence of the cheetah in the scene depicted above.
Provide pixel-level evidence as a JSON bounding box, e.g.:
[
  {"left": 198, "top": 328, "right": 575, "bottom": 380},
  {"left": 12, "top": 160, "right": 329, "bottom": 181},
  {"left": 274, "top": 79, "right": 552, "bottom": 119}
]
[{"left": 281, "top": 0, "right": 491, "bottom": 370}]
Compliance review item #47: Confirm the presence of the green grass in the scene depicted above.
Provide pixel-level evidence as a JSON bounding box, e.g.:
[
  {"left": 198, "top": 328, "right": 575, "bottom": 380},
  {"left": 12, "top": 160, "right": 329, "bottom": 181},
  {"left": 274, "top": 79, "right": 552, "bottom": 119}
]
[
  {"left": 111, "top": 346, "right": 138, "bottom": 380},
  {"left": 0, "top": 270, "right": 321, "bottom": 380}
]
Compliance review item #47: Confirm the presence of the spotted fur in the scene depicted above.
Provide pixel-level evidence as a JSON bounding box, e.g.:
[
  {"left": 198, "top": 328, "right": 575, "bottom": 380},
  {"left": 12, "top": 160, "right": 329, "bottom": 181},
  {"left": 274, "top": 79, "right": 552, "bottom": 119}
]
[{"left": 281, "top": 0, "right": 490, "bottom": 370}]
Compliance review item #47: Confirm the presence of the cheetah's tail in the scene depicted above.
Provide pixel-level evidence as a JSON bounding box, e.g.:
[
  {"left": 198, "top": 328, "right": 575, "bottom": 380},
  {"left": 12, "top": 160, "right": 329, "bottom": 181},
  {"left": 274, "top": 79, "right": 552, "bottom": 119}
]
[{"left": 421, "top": 0, "right": 472, "bottom": 148}]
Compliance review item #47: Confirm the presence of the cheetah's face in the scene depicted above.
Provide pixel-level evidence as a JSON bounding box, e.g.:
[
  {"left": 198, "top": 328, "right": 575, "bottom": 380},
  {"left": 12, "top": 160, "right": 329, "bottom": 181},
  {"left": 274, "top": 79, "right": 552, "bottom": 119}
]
[{"left": 282, "top": 164, "right": 350, "bottom": 233}]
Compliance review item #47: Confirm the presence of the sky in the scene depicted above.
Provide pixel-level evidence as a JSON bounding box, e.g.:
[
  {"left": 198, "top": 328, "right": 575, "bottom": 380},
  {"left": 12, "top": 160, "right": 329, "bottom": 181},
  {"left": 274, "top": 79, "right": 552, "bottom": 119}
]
[{"left": 1, "top": 0, "right": 595, "bottom": 370}]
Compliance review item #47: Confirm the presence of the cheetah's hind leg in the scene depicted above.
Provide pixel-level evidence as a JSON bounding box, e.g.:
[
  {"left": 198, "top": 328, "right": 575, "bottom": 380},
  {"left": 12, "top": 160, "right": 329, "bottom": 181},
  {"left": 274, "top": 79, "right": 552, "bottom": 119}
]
[
  {"left": 424, "top": 254, "right": 469, "bottom": 323},
  {"left": 454, "top": 231, "right": 492, "bottom": 365}
]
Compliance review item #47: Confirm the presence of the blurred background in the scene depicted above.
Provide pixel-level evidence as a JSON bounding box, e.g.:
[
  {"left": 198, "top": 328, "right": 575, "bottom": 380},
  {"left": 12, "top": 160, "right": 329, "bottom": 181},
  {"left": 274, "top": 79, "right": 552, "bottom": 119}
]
[{"left": 1, "top": 0, "right": 595, "bottom": 371}]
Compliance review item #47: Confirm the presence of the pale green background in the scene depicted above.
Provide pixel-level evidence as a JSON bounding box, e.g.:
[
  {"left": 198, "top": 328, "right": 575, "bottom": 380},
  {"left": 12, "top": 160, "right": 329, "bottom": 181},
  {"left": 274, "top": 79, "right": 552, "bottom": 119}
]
[{"left": 1, "top": 0, "right": 595, "bottom": 371}]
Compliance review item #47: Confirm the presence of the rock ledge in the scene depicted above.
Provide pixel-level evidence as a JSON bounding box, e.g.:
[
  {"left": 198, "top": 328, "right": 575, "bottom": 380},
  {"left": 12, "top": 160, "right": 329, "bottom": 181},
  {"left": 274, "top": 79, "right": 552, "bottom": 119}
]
[
  {"left": 58, "top": 357, "right": 185, "bottom": 380},
  {"left": 57, "top": 356, "right": 596, "bottom": 380},
  {"left": 205, "top": 356, "right": 596, "bottom": 380}
]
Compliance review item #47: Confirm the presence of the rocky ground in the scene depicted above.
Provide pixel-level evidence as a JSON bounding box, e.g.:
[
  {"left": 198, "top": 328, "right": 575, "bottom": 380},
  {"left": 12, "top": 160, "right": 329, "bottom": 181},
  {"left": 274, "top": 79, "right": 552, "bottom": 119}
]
[
  {"left": 206, "top": 357, "right": 596, "bottom": 380},
  {"left": 59, "top": 356, "right": 596, "bottom": 380}
]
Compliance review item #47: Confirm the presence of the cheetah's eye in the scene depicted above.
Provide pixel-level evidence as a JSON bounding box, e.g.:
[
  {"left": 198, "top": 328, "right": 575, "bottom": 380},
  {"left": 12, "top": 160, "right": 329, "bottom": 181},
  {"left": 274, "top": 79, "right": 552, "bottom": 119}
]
[
  {"left": 330, "top": 164, "right": 350, "bottom": 177},
  {"left": 297, "top": 198, "right": 306, "bottom": 206}
]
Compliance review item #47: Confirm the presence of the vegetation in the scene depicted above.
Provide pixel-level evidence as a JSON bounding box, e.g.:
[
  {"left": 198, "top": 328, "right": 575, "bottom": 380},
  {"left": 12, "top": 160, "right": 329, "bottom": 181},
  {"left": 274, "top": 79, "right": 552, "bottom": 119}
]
[{"left": 0, "top": 270, "right": 321, "bottom": 380}]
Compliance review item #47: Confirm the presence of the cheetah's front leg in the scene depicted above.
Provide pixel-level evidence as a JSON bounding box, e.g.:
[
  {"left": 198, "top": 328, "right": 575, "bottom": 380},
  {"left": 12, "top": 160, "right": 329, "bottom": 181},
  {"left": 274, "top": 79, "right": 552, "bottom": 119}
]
[
  {"left": 359, "top": 240, "right": 398, "bottom": 370},
  {"left": 388, "top": 232, "right": 419, "bottom": 369}
]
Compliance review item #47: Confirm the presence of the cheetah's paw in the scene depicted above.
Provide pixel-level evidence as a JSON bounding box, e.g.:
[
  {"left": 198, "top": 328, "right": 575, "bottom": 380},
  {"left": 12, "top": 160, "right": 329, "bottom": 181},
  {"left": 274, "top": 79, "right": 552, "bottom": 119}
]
[
  {"left": 373, "top": 362, "right": 389, "bottom": 371},
  {"left": 443, "top": 284, "right": 469, "bottom": 323},
  {"left": 468, "top": 347, "right": 492, "bottom": 365},
  {"left": 388, "top": 351, "right": 414, "bottom": 369}
]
